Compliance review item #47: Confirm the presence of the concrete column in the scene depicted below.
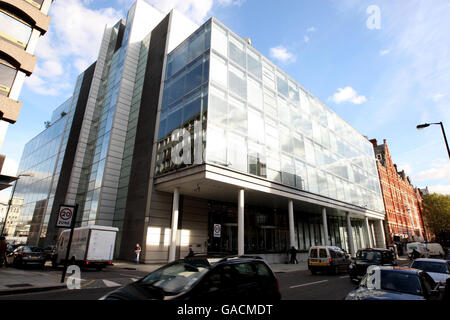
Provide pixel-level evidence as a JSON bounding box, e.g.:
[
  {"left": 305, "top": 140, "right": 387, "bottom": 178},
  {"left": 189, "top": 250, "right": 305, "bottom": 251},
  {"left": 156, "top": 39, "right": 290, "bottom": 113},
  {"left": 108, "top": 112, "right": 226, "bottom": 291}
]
[
  {"left": 168, "top": 187, "right": 180, "bottom": 262},
  {"left": 378, "top": 219, "right": 387, "bottom": 249},
  {"left": 322, "top": 208, "right": 329, "bottom": 246},
  {"left": 238, "top": 189, "right": 245, "bottom": 256},
  {"left": 370, "top": 222, "right": 377, "bottom": 247},
  {"left": 288, "top": 200, "right": 296, "bottom": 248},
  {"left": 365, "top": 217, "right": 374, "bottom": 248},
  {"left": 346, "top": 212, "right": 355, "bottom": 256}
]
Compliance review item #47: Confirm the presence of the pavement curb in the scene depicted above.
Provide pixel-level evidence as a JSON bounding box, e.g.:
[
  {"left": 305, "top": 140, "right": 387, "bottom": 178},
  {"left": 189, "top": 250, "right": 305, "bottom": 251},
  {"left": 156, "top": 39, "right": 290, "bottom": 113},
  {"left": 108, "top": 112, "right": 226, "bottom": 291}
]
[{"left": 0, "top": 284, "right": 67, "bottom": 296}]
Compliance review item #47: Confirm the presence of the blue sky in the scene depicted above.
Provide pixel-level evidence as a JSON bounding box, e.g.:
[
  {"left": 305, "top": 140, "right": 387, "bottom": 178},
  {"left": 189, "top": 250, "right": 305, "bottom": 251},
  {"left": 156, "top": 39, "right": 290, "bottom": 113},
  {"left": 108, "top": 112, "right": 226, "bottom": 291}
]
[{"left": 1, "top": 0, "right": 449, "bottom": 202}]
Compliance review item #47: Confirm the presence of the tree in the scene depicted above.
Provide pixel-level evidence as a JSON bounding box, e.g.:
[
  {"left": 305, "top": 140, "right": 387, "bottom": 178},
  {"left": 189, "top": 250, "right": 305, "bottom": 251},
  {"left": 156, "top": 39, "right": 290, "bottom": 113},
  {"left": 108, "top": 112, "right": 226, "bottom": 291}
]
[{"left": 422, "top": 193, "right": 450, "bottom": 246}]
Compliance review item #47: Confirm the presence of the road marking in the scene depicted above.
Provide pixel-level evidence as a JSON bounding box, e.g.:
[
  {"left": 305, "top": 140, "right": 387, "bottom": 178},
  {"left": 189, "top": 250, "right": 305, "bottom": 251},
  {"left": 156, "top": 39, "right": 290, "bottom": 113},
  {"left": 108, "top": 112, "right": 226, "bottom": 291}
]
[
  {"left": 103, "top": 280, "right": 122, "bottom": 287},
  {"left": 80, "top": 280, "right": 96, "bottom": 288},
  {"left": 131, "top": 278, "right": 138, "bottom": 282},
  {"left": 289, "top": 280, "right": 329, "bottom": 289},
  {"left": 340, "top": 275, "right": 349, "bottom": 279}
]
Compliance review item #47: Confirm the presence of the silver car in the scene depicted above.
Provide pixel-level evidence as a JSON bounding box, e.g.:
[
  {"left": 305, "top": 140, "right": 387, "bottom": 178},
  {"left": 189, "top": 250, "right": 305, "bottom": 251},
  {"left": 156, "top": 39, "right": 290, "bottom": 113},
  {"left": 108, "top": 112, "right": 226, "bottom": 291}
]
[{"left": 410, "top": 258, "right": 450, "bottom": 285}]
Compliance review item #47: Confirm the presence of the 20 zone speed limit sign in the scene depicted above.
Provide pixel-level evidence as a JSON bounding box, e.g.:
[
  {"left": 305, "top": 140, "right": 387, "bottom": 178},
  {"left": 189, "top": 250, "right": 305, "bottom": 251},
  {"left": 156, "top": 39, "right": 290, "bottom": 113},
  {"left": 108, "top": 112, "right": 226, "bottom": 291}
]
[{"left": 56, "top": 205, "right": 75, "bottom": 228}]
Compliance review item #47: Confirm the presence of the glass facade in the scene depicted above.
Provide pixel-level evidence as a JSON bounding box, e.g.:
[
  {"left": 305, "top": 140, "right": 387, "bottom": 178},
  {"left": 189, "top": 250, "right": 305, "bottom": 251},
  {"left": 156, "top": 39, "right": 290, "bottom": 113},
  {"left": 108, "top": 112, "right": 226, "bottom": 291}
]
[
  {"left": 155, "top": 22, "right": 211, "bottom": 175},
  {"left": 157, "top": 19, "right": 384, "bottom": 214},
  {"left": 74, "top": 20, "right": 125, "bottom": 225},
  {"left": 13, "top": 96, "right": 75, "bottom": 244}
]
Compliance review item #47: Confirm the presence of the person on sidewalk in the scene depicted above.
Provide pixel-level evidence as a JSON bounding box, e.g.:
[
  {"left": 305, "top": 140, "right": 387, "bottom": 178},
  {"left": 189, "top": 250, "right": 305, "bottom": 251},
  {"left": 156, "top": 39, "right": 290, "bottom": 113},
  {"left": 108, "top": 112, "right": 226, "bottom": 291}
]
[
  {"left": 134, "top": 244, "right": 142, "bottom": 265},
  {"left": 186, "top": 246, "right": 194, "bottom": 258},
  {"left": 288, "top": 246, "right": 298, "bottom": 264},
  {"left": 0, "top": 237, "right": 7, "bottom": 268}
]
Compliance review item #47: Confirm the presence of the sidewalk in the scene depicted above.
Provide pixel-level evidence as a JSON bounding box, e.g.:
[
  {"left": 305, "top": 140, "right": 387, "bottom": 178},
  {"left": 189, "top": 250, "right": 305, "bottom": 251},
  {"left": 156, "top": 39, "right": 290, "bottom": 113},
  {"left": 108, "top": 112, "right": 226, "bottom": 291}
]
[{"left": 0, "top": 266, "right": 66, "bottom": 296}]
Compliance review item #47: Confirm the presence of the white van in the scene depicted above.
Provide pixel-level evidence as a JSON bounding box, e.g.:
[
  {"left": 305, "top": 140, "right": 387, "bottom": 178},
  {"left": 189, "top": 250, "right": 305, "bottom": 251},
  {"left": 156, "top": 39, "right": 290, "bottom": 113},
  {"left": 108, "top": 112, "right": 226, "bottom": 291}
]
[
  {"left": 406, "top": 242, "right": 427, "bottom": 258},
  {"left": 52, "top": 225, "right": 118, "bottom": 270},
  {"left": 425, "top": 243, "right": 445, "bottom": 258}
]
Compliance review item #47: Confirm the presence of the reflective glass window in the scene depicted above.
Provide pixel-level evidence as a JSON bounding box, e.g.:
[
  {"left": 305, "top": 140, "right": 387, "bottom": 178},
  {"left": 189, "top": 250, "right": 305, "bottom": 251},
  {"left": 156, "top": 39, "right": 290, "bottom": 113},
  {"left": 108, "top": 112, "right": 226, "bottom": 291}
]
[
  {"left": 280, "top": 126, "right": 293, "bottom": 154},
  {"left": 229, "top": 64, "right": 246, "bottom": 99},
  {"left": 295, "top": 160, "right": 308, "bottom": 190},
  {"left": 0, "top": 11, "right": 32, "bottom": 48},
  {"left": 229, "top": 35, "right": 246, "bottom": 69},
  {"left": 278, "top": 97, "right": 290, "bottom": 125},
  {"left": 247, "top": 77, "right": 263, "bottom": 110},
  {"left": 276, "top": 72, "right": 289, "bottom": 97},
  {"left": 209, "top": 85, "right": 227, "bottom": 127},
  {"left": 210, "top": 53, "right": 228, "bottom": 88},
  {"left": 188, "top": 30, "right": 206, "bottom": 62},
  {"left": 185, "top": 58, "right": 203, "bottom": 93},
  {"left": 227, "top": 132, "right": 247, "bottom": 172},
  {"left": 207, "top": 125, "right": 227, "bottom": 164},
  {"left": 211, "top": 22, "right": 228, "bottom": 57},
  {"left": 248, "top": 109, "right": 264, "bottom": 143},
  {"left": 166, "top": 103, "right": 183, "bottom": 133},
  {"left": 0, "top": 59, "right": 17, "bottom": 96},
  {"left": 248, "top": 141, "right": 266, "bottom": 177},
  {"left": 281, "top": 155, "right": 295, "bottom": 187},
  {"left": 247, "top": 48, "right": 262, "bottom": 79},
  {"left": 228, "top": 96, "right": 247, "bottom": 134},
  {"left": 183, "top": 89, "right": 202, "bottom": 123},
  {"left": 293, "top": 133, "right": 305, "bottom": 159},
  {"left": 263, "top": 89, "right": 277, "bottom": 119},
  {"left": 167, "top": 43, "right": 187, "bottom": 78}
]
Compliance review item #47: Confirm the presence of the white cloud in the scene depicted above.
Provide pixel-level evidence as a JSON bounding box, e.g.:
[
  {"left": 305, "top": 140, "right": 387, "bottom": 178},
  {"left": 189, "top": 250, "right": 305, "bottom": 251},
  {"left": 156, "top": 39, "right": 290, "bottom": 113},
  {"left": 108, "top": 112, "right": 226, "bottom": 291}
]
[
  {"left": 427, "top": 185, "right": 450, "bottom": 195},
  {"left": 432, "top": 93, "right": 445, "bottom": 102},
  {"left": 380, "top": 49, "right": 390, "bottom": 55},
  {"left": 413, "top": 160, "right": 450, "bottom": 182},
  {"left": 269, "top": 46, "right": 296, "bottom": 63},
  {"left": 397, "top": 162, "right": 413, "bottom": 176},
  {"left": 331, "top": 86, "right": 367, "bottom": 105},
  {"left": 25, "top": 0, "right": 124, "bottom": 96},
  {"left": 304, "top": 36, "right": 310, "bottom": 43},
  {"left": 307, "top": 26, "right": 316, "bottom": 32}
]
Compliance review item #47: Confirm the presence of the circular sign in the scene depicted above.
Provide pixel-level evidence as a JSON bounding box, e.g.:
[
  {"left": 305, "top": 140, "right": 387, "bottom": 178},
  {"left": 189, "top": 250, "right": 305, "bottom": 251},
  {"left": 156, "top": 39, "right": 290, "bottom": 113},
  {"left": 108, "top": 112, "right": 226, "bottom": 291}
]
[{"left": 59, "top": 208, "right": 73, "bottom": 221}]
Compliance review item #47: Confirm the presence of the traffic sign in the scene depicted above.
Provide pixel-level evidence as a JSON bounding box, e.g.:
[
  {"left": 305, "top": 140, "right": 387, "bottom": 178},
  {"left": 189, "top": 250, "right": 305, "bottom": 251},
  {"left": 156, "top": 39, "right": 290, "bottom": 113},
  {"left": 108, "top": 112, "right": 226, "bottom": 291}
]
[
  {"left": 56, "top": 205, "right": 76, "bottom": 228},
  {"left": 213, "top": 224, "right": 221, "bottom": 238}
]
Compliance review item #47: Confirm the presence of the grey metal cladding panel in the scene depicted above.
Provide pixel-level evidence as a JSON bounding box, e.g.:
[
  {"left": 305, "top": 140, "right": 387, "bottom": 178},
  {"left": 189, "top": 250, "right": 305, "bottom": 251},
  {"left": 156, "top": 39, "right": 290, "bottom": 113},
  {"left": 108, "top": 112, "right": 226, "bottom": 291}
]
[
  {"left": 44, "top": 63, "right": 97, "bottom": 246},
  {"left": 118, "top": 15, "right": 171, "bottom": 260}
]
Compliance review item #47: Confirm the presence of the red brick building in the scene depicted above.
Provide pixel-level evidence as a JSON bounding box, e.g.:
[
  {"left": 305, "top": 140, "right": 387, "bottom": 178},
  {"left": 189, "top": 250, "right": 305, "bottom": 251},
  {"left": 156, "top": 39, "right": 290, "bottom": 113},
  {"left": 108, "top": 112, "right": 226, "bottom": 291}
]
[{"left": 370, "top": 139, "right": 427, "bottom": 245}]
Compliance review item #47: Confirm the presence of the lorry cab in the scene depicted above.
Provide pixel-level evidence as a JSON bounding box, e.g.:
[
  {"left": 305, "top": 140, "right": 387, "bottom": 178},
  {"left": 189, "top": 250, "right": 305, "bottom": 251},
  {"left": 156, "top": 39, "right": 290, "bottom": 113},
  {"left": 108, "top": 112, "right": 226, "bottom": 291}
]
[{"left": 308, "top": 246, "right": 350, "bottom": 275}]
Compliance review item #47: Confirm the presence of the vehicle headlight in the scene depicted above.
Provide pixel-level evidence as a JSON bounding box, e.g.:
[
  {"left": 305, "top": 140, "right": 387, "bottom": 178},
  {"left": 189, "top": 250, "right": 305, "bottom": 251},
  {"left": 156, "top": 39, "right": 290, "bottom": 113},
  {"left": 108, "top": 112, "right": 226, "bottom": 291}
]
[{"left": 349, "top": 264, "right": 354, "bottom": 269}]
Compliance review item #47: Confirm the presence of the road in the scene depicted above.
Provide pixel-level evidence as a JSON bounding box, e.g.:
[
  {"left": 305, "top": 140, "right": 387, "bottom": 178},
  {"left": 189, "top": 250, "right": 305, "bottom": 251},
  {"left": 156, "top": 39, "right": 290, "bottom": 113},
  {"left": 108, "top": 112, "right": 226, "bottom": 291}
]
[{"left": 0, "top": 267, "right": 357, "bottom": 300}]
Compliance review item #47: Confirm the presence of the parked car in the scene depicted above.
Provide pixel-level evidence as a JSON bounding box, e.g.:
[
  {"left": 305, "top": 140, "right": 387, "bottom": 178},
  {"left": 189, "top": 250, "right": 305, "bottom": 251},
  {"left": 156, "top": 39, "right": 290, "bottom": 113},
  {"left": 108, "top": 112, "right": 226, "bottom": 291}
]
[
  {"left": 100, "top": 255, "right": 281, "bottom": 301},
  {"left": 43, "top": 245, "right": 55, "bottom": 260},
  {"left": 6, "top": 243, "right": 19, "bottom": 255},
  {"left": 307, "top": 246, "right": 350, "bottom": 275},
  {"left": 410, "top": 258, "right": 450, "bottom": 285},
  {"left": 5, "top": 246, "right": 46, "bottom": 268},
  {"left": 345, "top": 266, "right": 441, "bottom": 300},
  {"left": 349, "top": 248, "right": 397, "bottom": 282}
]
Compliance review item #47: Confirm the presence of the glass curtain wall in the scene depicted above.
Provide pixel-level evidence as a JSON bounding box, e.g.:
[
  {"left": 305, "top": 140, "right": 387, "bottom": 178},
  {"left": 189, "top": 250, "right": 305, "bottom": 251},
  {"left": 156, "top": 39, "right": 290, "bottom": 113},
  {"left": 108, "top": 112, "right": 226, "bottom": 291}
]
[
  {"left": 75, "top": 21, "right": 125, "bottom": 225},
  {"left": 13, "top": 97, "right": 75, "bottom": 243},
  {"left": 155, "top": 22, "right": 211, "bottom": 174},
  {"left": 204, "top": 19, "right": 384, "bottom": 214}
]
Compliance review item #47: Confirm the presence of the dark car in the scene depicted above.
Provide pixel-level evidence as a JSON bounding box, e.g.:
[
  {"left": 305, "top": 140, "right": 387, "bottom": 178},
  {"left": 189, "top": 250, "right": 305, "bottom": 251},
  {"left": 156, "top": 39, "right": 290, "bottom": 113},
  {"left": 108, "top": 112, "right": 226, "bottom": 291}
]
[
  {"left": 349, "top": 248, "right": 397, "bottom": 282},
  {"left": 5, "top": 246, "right": 46, "bottom": 268},
  {"left": 345, "top": 266, "right": 441, "bottom": 300},
  {"left": 101, "top": 256, "right": 281, "bottom": 301}
]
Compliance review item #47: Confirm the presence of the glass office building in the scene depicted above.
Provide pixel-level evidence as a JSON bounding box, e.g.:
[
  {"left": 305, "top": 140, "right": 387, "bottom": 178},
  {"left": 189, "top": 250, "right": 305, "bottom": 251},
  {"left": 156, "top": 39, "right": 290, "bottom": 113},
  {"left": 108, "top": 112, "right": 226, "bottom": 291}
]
[
  {"left": 10, "top": 2, "right": 387, "bottom": 262},
  {"left": 154, "top": 18, "right": 386, "bottom": 260}
]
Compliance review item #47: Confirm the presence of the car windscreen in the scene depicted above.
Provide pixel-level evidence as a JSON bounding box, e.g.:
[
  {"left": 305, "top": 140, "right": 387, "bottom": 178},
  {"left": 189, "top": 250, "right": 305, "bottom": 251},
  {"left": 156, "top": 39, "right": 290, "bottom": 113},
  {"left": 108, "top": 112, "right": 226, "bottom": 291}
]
[
  {"left": 380, "top": 270, "right": 422, "bottom": 296},
  {"left": 21, "top": 247, "right": 43, "bottom": 253},
  {"left": 140, "top": 262, "right": 210, "bottom": 294},
  {"left": 411, "top": 261, "right": 449, "bottom": 274},
  {"left": 356, "top": 251, "right": 382, "bottom": 262}
]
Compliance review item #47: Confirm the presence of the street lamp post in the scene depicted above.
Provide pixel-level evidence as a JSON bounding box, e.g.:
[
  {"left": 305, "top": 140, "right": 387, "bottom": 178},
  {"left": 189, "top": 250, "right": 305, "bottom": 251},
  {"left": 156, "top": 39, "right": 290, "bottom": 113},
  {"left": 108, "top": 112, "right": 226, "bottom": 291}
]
[
  {"left": 416, "top": 122, "right": 450, "bottom": 160},
  {"left": 0, "top": 173, "right": 32, "bottom": 237}
]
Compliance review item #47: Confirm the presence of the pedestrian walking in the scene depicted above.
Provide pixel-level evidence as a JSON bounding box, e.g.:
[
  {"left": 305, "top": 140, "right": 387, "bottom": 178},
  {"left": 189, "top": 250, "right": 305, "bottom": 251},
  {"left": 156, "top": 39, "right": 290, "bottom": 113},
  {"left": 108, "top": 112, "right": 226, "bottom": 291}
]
[
  {"left": 288, "top": 246, "right": 298, "bottom": 264},
  {"left": 0, "top": 236, "right": 7, "bottom": 268},
  {"left": 134, "top": 243, "right": 142, "bottom": 264}
]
